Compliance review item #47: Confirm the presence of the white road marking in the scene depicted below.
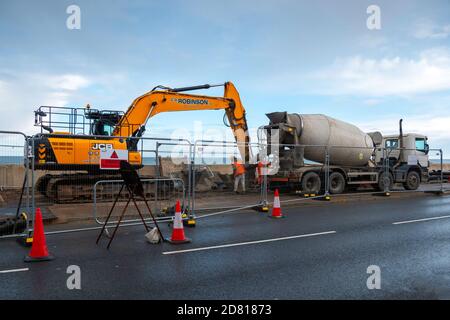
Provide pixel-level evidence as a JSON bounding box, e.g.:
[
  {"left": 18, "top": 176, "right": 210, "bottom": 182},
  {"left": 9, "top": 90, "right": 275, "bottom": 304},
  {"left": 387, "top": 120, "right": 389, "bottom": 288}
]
[
  {"left": 163, "top": 231, "right": 337, "bottom": 255},
  {"left": 0, "top": 268, "right": 29, "bottom": 274},
  {"left": 393, "top": 215, "right": 450, "bottom": 225}
]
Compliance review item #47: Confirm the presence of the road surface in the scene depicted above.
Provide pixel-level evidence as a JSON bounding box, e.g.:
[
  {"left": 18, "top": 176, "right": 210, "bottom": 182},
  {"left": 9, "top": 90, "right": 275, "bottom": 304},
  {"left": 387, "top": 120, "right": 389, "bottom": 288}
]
[{"left": 1, "top": 194, "right": 450, "bottom": 299}]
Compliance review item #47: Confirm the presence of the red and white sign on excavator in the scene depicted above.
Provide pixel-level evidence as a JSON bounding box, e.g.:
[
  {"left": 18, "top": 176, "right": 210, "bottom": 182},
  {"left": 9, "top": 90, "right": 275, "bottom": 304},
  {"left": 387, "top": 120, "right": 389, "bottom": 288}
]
[{"left": 100, "top": 149, "right": 128, "bottom": 170}]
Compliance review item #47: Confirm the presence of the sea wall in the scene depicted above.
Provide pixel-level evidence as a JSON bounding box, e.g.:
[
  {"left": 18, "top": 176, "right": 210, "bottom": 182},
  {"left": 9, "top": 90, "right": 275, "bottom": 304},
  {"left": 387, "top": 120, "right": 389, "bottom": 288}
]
[{"left": 0, "top": 158, "right": 233, "bottom": 189}]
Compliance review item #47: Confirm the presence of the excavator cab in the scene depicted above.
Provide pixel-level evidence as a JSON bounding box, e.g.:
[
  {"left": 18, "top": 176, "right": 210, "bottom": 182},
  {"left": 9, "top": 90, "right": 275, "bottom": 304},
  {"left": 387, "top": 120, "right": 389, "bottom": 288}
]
[{"left": 84, "top": 109, "right": 123, "bottom": 136}]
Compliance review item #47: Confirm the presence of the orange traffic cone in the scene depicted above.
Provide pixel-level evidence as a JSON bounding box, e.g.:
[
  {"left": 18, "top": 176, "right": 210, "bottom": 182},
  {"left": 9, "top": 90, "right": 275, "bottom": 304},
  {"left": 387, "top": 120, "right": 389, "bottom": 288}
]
[
  {"left": 24, "top": 208, "right": 54, "bottom": 262},
  {"left": 270, "top": 189, "right": 284, "bottom": 218},
  {"left": 168, "top": 200, "right": 191, "bottom": 244}
]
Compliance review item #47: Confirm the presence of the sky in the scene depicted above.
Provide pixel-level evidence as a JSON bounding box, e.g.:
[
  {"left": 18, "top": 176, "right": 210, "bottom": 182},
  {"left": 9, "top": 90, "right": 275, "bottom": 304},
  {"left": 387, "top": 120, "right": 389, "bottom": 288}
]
[{"left": 0, "top": 0, "right": 450, "bottom": 157}]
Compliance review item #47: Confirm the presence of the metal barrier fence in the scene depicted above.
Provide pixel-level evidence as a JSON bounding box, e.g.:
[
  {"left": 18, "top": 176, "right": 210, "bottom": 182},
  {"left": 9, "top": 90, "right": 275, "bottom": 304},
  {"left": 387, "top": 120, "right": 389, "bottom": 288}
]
[
  {"left": 258, "top": 142, "right": 446, "bottom": 204},
  {"left": 0, "top": 131, "right": 32, "bottom": 239},
  {"left": 383, "top": 147, "right": 445, "bottom": 194},
  {"left": 15, "top": 133, "right": 193, "bottom": 236},
  {"left": 191, "top": 139, "right": 263, "bottom": 216},
  {"left": 93, "top": 177, "right": 186, "bottom": 225},
  {"left": 324, "top": 145, "right": 446, "bottom": 196},
  {"left": 0, "top": 129, "right": 449, "bottom": 239},
  {"left": 259, "top": 142, "right": 330, "bottom": 205}
]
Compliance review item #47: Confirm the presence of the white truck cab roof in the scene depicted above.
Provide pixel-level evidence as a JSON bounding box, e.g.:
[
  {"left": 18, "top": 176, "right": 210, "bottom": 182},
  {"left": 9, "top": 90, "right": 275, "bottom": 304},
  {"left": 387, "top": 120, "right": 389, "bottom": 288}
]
[{"left": 382, "top": 133, "right": 427, "bottom": 140}]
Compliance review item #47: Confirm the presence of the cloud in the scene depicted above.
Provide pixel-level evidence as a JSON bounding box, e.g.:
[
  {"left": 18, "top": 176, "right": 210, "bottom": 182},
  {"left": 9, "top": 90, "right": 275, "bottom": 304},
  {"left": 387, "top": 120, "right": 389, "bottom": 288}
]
[
  {"left": 359, "top": 115, "right": 450, "bottom": 139},
  {"left": 363, "top": 98, "right": 382, "bottom": 106},
  {"left": 0, "top": 71, "right": 91, "bottom": 133},
  {"left": 358, "top": 114, "right": 450, "bottom": 156},
  {"left": 309, "top": 48, "right": 450, "bottom": 97},
  {"left": 43, "top": 74, "right": 91, "bottom": 91},
  {"left": 413, "top": 20, "right": 450, "bottom": 40}
]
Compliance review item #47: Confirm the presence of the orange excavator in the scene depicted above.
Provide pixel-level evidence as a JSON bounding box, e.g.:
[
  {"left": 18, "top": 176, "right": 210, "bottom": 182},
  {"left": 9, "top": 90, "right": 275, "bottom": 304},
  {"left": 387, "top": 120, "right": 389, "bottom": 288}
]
[{"left": 32, "top": 82, "right": 252, "bottom": 202}]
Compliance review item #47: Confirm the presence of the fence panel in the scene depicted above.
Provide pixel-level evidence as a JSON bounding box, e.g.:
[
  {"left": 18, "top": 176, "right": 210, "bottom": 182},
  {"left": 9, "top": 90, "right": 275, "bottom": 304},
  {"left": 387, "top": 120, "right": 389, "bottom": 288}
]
[
  {"left": 257, "top": 126, "right": 449, "bottom": 202},
  {"left": 190, "top": 139, "right": 265, "bottom": 217},
  {"left": 0, "top": 131, "right": 30, "bottom": 239},
  {"left": 3, "top": 127, "right": 447, "bottom": 238},
  {"left": 382, "top": 147, "right": 448, "bottom": 195},
  {"left": 93, "top": 177, "right": 186, "bottom": 226},
  {"left": 27, "top": 133, "right": 192, "bottom": 231}
]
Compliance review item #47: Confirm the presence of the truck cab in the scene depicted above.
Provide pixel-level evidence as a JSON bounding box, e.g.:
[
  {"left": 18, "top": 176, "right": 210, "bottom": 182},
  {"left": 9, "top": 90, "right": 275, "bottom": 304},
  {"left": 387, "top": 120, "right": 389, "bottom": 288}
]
[
  {"left": 373, "top": 133, "right": 430, "bottom": 190},
  {"left": 375, "top": 133, "right": 429, "bottom": 167}
]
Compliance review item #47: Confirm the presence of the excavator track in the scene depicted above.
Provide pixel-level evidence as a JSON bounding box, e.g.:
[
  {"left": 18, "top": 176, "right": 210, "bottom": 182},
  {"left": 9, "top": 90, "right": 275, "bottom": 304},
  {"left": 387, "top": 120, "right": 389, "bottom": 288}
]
[{"left": 36, "top": 173, "right": 176, "bottom": 204}]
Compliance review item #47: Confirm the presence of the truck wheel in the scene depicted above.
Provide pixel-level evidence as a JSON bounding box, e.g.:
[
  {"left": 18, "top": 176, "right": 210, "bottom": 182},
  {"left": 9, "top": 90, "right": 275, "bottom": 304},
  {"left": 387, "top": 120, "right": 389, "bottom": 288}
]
[
  {"left": 301, "top": 172, "right": 321, "bottom": 194},
  {"left": 378, "top": 172, "right": 394, "bottom": 191},
  {"left": 329, "top": 172, "right": 345, "bottom": 194},
  {"left": 404, "top": 171, "right": 420, "bottom": 190}
]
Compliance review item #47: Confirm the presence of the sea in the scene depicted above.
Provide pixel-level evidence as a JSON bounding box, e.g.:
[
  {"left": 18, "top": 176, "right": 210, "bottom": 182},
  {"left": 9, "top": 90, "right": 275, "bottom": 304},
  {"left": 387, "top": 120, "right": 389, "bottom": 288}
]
[
  {"left": 0, "top": 156, "right": 232, "bottom": 165},
  {"left": 0, "top": 156, "right": 449, "bottom": 166}
]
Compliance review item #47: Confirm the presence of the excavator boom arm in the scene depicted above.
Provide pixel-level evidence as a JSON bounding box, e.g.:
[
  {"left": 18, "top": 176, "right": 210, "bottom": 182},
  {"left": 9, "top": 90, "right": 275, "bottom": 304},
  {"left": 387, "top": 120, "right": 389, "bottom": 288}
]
[{"left": 113, "top": 82, "right": 251, "bottom": 161}]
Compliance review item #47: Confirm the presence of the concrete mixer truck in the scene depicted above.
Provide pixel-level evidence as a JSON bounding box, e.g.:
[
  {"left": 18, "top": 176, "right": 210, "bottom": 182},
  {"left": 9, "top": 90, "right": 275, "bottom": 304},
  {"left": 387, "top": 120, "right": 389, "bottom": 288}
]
[{"left": 263, "top": 112, "right": 429, "bottom": 194}]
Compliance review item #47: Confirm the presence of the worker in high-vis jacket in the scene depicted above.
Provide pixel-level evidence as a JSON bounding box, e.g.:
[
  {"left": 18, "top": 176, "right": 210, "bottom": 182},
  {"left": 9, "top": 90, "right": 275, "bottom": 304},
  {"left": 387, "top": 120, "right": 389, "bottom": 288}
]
[
  {"left": 255, "top": 154, "right": 269, "bottom": 186},
  {"left": 232, "top": 156, "right": 246, "bottom": 194}
]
